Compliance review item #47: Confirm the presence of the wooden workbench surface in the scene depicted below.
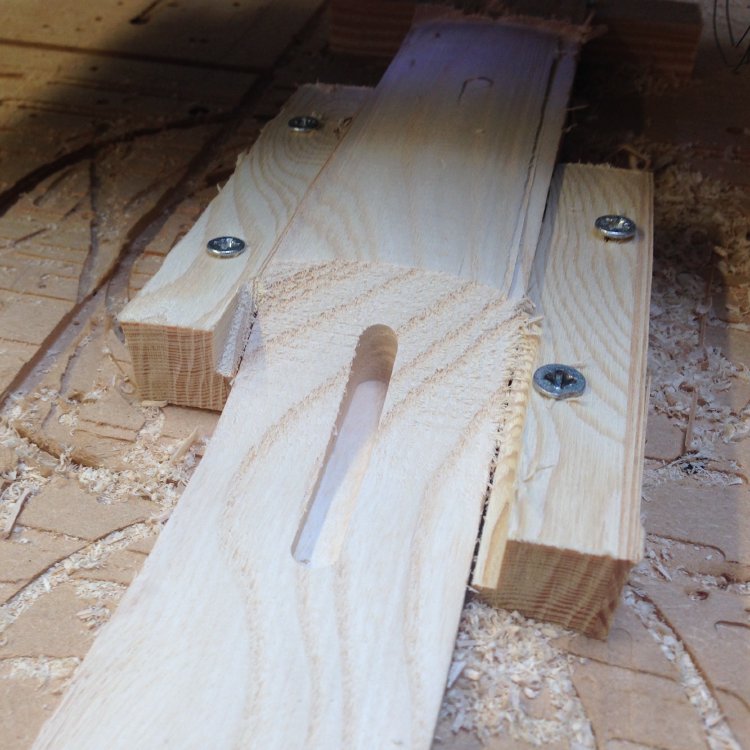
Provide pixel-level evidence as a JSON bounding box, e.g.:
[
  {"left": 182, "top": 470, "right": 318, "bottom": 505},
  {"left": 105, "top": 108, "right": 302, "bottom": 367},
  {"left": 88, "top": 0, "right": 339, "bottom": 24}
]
[{"left": 0, "top": 2, "right": 748, "bottom": 748}]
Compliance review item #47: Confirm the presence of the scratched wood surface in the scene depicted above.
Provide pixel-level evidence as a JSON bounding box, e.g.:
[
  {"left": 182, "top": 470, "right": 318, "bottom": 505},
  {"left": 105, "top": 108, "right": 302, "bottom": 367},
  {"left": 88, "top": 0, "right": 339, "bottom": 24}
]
[{"left": 1, "top": 1, "right": 749, "bottom": 749}]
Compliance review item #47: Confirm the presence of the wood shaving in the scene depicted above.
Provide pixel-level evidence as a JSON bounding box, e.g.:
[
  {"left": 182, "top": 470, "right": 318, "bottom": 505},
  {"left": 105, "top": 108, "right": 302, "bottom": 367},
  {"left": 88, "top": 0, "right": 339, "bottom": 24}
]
[
  {"left": 1, "top": 486, "right": 32, "bottom": 538},
  {"left": 0, "top": 656, "right": 81, "bottom": 687},
  {"left": 439, "top": 600, "right": 594, "bottom": 748}
]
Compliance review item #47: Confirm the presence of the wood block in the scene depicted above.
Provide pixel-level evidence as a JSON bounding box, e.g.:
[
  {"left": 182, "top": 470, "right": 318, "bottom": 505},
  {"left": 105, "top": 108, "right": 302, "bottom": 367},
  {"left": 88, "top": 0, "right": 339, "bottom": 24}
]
[
  {"left": 0, "top": 45, "right": 253, "bottom": 193},
  {"left": 0, "top": 528, "right": 85, "bottom": 604},
  {"left": 37, "top": 18, "right": 578, "bottom": 749},
  {"left": 644, "top": 478, "right": 750, "bottom": 564},
  {"left": 0, "top": 583, "right": 95, "bottom": 659},
  {"left": 635, "top": 570, "right": 750, "bottom": 722},
  {"left": 473, "top": 164, "right": 653, "bottom": 638},
  {"left": 18, "top": 477, "right": 155, "bottom": 541},
  {"left": 119, "top": 84, "right": 373, "bottom": 410}
]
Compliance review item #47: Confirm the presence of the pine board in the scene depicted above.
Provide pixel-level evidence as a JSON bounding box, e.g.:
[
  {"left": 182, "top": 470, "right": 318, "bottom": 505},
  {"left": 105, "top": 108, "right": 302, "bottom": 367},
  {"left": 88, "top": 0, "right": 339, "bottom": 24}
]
[
  {"left": 271, "top": 18, "right": 577, "bottom": 297},
  {"left": 474, "top": 164, "right": 653, "bottom": 638}
]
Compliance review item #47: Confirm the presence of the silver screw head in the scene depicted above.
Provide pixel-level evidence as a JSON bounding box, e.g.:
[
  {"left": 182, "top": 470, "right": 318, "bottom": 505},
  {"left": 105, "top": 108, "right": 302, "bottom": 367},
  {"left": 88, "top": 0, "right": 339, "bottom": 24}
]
[
  {"left": 595, "top": 215, "right": 637, "bottom": 241},
  {"left": 533, "top": 364, "right": 586, "bottom": 400},
  {"left": 206, "top": 236, "right": 246, "bottom": 258},
  {"left": 288, "top": 115, "right": 321, "bottom": 133}
]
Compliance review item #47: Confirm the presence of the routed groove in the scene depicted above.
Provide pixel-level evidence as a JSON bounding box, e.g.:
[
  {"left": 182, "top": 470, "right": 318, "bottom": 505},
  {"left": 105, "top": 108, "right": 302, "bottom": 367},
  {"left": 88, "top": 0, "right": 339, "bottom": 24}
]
[{"left": 293, "top": 325, "right": 397, "bottom": 568}]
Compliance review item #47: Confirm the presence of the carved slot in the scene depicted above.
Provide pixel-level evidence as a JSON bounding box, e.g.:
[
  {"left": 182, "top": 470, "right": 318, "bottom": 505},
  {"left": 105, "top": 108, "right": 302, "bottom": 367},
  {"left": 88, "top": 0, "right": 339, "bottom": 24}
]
[{"left": 292, "top": 325, "right": 397, "bottom": 568}]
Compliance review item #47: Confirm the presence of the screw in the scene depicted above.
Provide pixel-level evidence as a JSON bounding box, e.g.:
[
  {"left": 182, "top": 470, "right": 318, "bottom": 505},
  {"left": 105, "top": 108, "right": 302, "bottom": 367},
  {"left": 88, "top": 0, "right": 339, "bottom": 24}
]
[
  {"left": 206, "top": 236, "right": 246, "bottom": 258},
  {"left": 288, "top": 115, "right": 321, "bottom": 133},
  {"left": 533, "top": 364, "right": 586, "bottom": 400},
  {"left": 595, "top": 214, "right": 636, "bottom": 241}
]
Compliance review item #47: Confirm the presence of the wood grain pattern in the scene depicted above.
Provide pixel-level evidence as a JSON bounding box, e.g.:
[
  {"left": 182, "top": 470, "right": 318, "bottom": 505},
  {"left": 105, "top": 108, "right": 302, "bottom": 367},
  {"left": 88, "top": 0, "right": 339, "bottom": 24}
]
[
  {"left": 35, "top": 261, "right": 535, "bottom": 750},
  {"left": 274, "top": 18, "right": 577, "bottom": 298},
  {"left": 119, "top": 85, "right": 371, "bottom": 410},
  {"left": 119, "top": 17, "right": 576, "bottom": 410},
  {"left": 473, "top": 164, "right": 653, "bottom": 638}
]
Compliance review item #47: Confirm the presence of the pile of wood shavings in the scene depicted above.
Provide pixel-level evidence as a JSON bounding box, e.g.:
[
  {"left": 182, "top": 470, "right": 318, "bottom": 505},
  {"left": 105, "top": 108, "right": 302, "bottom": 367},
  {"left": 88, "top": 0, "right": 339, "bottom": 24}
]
[
  {"left": 641, "top": 144, "right": 750, "bottom": 453},
  {"left": 438, "top": 601, "right": 594, "bottom": 748},
  {"left": 2, "top": 396, "right": 201, "bottom": 511},
  {"left": 0, "top": 405, "right": 204, "bottom": 634}
]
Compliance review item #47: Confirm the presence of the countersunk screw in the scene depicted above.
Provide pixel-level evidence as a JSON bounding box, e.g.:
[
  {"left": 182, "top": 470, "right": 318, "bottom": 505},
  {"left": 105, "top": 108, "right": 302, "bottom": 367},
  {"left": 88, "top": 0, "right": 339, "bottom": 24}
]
[
  {"left": 206, "top": 236, "right": 246, "bottom": 258},
  {"left": 288, "top": 115, "right": 321, "bottom": 133},
  {"left": 595, "top": 214, "right": 636, "bottom": 241},
  {"left": 533, "top": 364, "right": 586, "bottom": 400}
]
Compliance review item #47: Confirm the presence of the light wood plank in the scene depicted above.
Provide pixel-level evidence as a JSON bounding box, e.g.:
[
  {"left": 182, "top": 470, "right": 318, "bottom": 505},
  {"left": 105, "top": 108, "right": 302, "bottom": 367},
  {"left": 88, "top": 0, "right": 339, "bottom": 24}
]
[
  {"left": 272, "top": 17, "right": 577, "bottom": 297},
  {"left": 473, "top": 164, "right": 653, "bottom": 638},
  {"left": 36, "top": 264, "right": 535, "bottom": 750},
  {"left": 36, "top": 18, "right": 576, "bottom": 748},
  {"left": 119, "top": 85, "right": 372, "bottom": 410}
]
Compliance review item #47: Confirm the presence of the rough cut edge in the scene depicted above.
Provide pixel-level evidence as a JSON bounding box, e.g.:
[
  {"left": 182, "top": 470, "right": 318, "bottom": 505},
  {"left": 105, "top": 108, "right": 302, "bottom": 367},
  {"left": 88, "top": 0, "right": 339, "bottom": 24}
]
[
  {"left": 479, "top": 541, "right": 635, "bottom": 639},
  {"left": 472, "top": 313, "right": 540, "bottom": 587}
]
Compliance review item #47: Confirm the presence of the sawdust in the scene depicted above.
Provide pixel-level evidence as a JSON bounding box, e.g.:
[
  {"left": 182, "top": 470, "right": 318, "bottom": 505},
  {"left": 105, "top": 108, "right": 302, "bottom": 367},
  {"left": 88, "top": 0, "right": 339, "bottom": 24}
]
[
  {"left": 2, "top": 393, "right": 202, "bottom": 510},
  {"left": 0, "top": 656, "right": 81, "bottom": 689},
  {"left": 73, "top": 581, "right": 127, "bottom": 632},
  {"left": 644, "top": 454, "right": 744, "bottom": 488},
  {"left": 0, "top": 397, "right": 204, "bottom": 635},
  {"left": 638, "top": 147, "right": 750, "bottom": 459},
  {"left": 438, "top": 601, "right": 594, "bottom": 748}
]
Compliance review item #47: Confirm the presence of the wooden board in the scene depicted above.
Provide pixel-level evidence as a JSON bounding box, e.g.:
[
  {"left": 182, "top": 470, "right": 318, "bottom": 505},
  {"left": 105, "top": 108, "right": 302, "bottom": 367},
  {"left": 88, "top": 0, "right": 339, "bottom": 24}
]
[
  {"left": 473, "top": 164, "right": 653, "bottom": 638},
  {"left": 36, "top": 267, "right": 535, "bottom": 750},
  {"left": 32, "top": 17, "right": 578, "bottom": 749}
]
